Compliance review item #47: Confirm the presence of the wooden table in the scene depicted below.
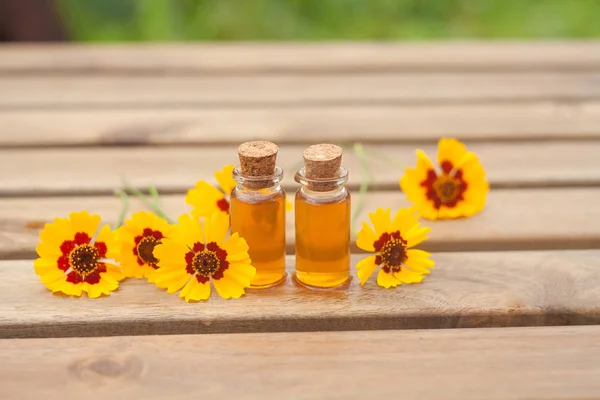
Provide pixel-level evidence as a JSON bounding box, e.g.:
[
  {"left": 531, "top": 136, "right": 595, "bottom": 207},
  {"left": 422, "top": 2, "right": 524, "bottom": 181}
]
[{"left": 0, "top": 42, "right": 599, "bottom": 399}]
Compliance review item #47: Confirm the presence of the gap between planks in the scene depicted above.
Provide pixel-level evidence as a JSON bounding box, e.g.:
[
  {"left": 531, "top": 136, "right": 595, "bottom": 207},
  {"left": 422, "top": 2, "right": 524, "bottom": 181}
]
[
  {"left": 2, "top": 103, "right": 600, "bottom": 147},
  {"left": 2, "top": 73, "right": 600, "bottom": 109},
  {"left": 1, "top": 188, "right": 599, "bottom": 260},
  {"left": 3, "top": 42, "right": 600, "bottom": 74},
  {"left": 1, "top": 326, "right": 599, "bottom": 400},
  {"left": 0, "top": 251, "right": 599, "bottom": 339},
  {"left": 1, "top": 142, "right": 600, "bottom": 197}
]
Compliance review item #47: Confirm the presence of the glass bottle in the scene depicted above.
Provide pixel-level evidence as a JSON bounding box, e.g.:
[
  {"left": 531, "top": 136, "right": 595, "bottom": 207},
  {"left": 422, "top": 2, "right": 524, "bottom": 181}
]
[
  {"left": 294, "top": 144, "right": 351, "bottom": 289},
  {"left": 230, "top": 141, "right": 286, "bottom": 288}
]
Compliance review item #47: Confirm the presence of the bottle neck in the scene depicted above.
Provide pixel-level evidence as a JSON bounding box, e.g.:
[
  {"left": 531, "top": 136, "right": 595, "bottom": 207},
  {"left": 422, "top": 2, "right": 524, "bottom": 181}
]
[
  {"left": 299, "top": 185, "right": 347, "bottom": 202},
  {"left": 294, "top": 166, "right": 348, "bottom": 196},
  {"left": 232, "top": 165, "right": 283, "bottom": 191}
]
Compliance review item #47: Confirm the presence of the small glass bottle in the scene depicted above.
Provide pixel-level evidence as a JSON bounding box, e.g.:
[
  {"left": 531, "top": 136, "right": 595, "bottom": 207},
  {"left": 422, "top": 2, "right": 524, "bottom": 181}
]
[
  {"left": 294, "top": 144, "right": 351, "bottom": 289},
  {"left": 230, "top": 141, "right": 287, "bottom": 288}
]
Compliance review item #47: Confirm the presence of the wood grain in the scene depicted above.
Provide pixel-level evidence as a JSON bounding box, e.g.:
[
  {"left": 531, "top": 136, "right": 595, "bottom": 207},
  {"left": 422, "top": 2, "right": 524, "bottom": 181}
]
[
  {"left": 1, "top": 142, "right": 599, "bottom": 197},
  {"left": 1, "top": 188, "right": 598, "bottom": 260},
  {"left": 2, "top": 73, "right": 600, "bottom": 109},
  {"left": 3, "top": 42, "right": 600, "bottom": 74},
  {"left": 1, "top": 326, "right": 599, "bottom": 400},
  {"left": 2, "top": 103, "right": 600, "bottom": 146},
  {"left": 1, "top": 251, "right": 599, "bottom": 338}
]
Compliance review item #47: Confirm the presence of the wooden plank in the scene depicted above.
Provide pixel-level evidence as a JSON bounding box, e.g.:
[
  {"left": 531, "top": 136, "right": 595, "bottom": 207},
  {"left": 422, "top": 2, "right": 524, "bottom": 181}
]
[
  {"left": 3, "top": 42, "right": 600, "bottom": 74},
  {"left": 2, "top": 73, "right": 600, "bottom": 109},
  {"left": 1, "top": 327, "right": 599, "bottom": 400},
  {"left": 1, "top": 188, "right": 599, "bottom": 260},
  {"left": 0, "top": 251, "right": 599, "bottom": 338},
  {"left": 1, "top": 142, "right": 599, "bottom": 197},
  {"left": 2, "top": 103, "right": 600, "bottom": 146}
]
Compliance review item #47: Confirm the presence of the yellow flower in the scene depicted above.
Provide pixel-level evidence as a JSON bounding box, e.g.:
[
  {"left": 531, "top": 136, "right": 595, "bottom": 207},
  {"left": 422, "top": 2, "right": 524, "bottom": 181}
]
[
  {"left": 34, "top": 211, "right": 124, "bottom": 298},
  {"left": 400, "top": 138, "right": 489, "bottom": 220},
  {"left": 186, "top": 164, "right": 293, "bottom": 218},
  {"left": 186, "top": 165, "right": 235, "bottom": 218},
  {"left": 356, "top": 207, "right": 434, "bottom": 288},
  {"left": 116, "top": 211, "right": 173, "bottom": 281},
  {"left": 153, "top": 211, "right": 256, "bottom": 302}
]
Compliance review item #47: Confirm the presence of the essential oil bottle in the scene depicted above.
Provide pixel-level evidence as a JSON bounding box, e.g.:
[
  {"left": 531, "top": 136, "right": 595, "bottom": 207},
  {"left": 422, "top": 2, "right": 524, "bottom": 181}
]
[
  {"left": 294, "top": 144, "right": 351, "bottom": 289},
  {"left": 230, "top": 141, "right": 287, "bottom": 288}
]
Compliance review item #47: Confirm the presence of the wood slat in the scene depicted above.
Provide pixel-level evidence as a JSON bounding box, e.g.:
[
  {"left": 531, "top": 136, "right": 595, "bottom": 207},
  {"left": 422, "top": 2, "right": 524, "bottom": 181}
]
[
  {"left": 2, "top": 73, "right": 600, "bottom": 109},
  {"left": 1, "top": 251, "right": 599, "bottom": 338},
  {"left": 3, "top": 42, "right": 600, "bottom": 74},
  {"left": 1, "top": 142, "right": 599, "bottom": 197},
  {"left": 1, "top": 326, "right": 599, "bottom": 399},
  {"left": 1, "top": 188, "right": 599, "bottom": 260},
  {"left": 2, "top": 103, "right": 600, "bottom": 146}
]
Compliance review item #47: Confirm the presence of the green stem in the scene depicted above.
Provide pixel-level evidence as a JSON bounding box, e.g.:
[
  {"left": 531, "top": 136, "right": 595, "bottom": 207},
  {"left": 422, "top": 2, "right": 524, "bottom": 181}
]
[
  {"left": 121, "top": 178, "right": 175, "bottom": 223},
  {"left": 113, "top": 189, "right": 130, "bottom": 229},
  {"left": 351, "top": 142, "right": 370, "bottom": 235}
]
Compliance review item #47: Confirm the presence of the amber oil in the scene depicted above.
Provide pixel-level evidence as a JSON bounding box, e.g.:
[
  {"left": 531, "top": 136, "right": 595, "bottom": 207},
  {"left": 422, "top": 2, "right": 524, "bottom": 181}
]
[
  {"left": 230, "top": 141, "right": 286, "bottom": 288},
  {"left": 294, "top": 144, "right": 350, "bottom": 289}
]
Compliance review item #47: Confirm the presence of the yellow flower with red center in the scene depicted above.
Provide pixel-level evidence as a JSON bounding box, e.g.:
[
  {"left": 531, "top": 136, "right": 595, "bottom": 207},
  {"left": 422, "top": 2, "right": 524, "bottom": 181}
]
[
  {"left": 186, "top": 164, "right": 293, "bottom": 218},
  {"left": 400, "top": 138, "right": 489, "bottom": 220},
  {"left": 356, "top": 207, "right": 434, "bottom": 288},
  {"left": 186, "top": 165, "right": 236, "bottom": 218},
  {"left": 152, "top": 211, "right": 256, "bottom": 302},
  {"left": 116, "top": 211, "right": 173, "bottom": 281},
  {"left": 34, "top": 211, "right": 124, "bottom": 298}
]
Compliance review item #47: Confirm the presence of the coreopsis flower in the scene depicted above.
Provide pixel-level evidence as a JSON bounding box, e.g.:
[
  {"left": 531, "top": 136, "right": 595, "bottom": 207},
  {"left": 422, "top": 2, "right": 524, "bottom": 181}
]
[
  {"left": 34, "top": 211, "right": 124, "bottom": 298},
  {"left": 152, "top": 211, "right": 256, "bottom": 302},
  {"left": 356, "top": 207, "right": 434, "bottom": 288},
  {"left": 186, "top": 164, "right": 293, "bottom": 218},
  {"left": 400, "top": 138, "right": 489, "bottom": 220},
  {"left": 116, "top": 211, "right": 173, "bottom": 281}
]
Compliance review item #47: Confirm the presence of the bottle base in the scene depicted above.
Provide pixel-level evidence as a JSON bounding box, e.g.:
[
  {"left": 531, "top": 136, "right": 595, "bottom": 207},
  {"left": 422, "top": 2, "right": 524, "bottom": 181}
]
[
  {"left": 249, "top": 273, "right": 288, "bottom": 289},
  {"left": 292, "top": 273, "right": 351, "bottom": 291}
]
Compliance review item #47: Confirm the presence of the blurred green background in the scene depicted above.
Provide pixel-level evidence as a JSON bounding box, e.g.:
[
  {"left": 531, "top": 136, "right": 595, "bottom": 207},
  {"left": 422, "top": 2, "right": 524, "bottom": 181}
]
[{"left": 57, "top": 0, "right": 600, "bottom": 42}]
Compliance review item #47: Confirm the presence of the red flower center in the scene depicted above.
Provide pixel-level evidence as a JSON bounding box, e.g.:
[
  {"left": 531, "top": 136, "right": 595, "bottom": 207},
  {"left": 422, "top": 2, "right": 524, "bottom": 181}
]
[
  {"left": 137, "top": 236, "right": 160, "bottom": 267},
  {"left": 432, "top": 175, "right": 461, "bottom": 205},
  {"left": 185, "top": 242, "right": 229, "bottom": 283},
  {"left": 58, "top": 232, "right": 108, "bottom": 285},
  {"left": 133, "top": 228, "right": 164, "bottom": 268},
  {"left": 373, "top": 230, "right": 407, "bottom": 273},
  {"left": 420, "top": 160, "right": 468, "bottom": 209},
  {"left": 192, "top": 251, "right": 220, "bottom": 276},
  {"left": 69, "top": 244, "right": 100, "bottom": 275}
]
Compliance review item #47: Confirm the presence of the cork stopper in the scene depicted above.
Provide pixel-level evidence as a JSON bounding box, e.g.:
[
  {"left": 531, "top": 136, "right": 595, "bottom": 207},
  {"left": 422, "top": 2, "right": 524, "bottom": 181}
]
[
  {"left": 302, "top": 143, "right": 343, "bottom": 191},
  {"left": 238, "top": 141, "right": 279, "bottom": 189}
]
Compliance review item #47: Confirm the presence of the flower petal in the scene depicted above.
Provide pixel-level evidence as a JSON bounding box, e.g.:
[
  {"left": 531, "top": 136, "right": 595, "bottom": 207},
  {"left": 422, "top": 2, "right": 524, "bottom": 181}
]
[
  {"left": 172, "top": 214, "right": 205, "bottom": 249},
  {"left": 154, "top": 269, "right": 193, "bottom": 294},
  {"left": 356, "top": 222, "right": 377, "bottom": 252},
  {"left": 186, "top": 181, "right": 227, "bottom": 218},
  {"left": 69, "top": 211, "right": 101, "bottom": 238},
  {"left": 205, "top": 211, "right": 229, "bottom": 245},
  {"left": 222, "top": 233, "right": 251, "bottom": 263},
  {"left": 437, "top": 138, "right": 468, "bottom": 169},
  {"left": 212, "top": 277, "right": 233, "bottom": 299},
  {"left": 180, "top": 278, "right": 211, "bottom": 302},
  {"left": 368, "top": 208, "right": 392, "bottom": 236},
  {"left": 405, "top": 226, "right": 431, "bottom": 248},
  {"left": 391, "top": 207, "right": 420, "bottom": 236},
  {"left": 376, "top": 268, "right": 401, "bottom": 288},
  {"left": 356, "top": 255, "right": 380, "bottom": 286},
  {"left": 215, "top": 165, "right": 236, "bottom": 196},
  {"left": 213, "top": 271, "right": 251, "bottom": 299},
  {"left": 394, "top": 269, "right": 425, "bottom": 284}
]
